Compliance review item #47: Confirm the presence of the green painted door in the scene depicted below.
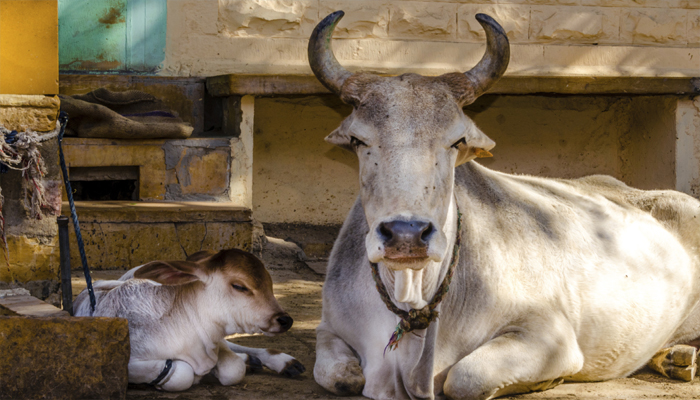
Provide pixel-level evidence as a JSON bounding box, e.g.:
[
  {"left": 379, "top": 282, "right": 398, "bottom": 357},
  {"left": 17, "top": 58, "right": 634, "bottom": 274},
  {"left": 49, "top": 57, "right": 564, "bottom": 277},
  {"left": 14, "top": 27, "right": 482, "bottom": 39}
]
[{"left": 58, "top": 0, "right": 166, "bottom": 73}]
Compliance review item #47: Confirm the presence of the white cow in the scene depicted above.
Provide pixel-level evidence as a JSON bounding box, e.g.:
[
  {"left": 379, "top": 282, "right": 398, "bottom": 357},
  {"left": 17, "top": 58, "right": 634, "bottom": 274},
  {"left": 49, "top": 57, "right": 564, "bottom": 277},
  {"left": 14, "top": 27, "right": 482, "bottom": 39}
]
[
  {"left": 309, "top": 11, "right": 700, "bottom": 400},
  {"left": 74, "top": 248, "right": 305, "bottom": 391}
]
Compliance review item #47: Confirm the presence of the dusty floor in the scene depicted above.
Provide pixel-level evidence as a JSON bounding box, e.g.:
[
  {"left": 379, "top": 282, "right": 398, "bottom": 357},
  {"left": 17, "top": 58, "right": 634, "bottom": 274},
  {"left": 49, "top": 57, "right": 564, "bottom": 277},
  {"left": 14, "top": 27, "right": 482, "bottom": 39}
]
[{"left": 72, "top": 237, "right": 700, "bottom": 400}]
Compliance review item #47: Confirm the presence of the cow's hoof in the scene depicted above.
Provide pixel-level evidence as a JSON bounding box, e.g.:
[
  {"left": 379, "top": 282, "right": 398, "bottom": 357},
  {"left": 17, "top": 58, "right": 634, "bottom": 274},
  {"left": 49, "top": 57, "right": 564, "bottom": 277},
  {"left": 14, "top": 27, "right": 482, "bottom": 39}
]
[
  {"left": 331, "top": 363, "right": 365, "bottom": 396},
  {"left": 282, "top": 359, "right": 306, "bottom": 378},
  {"left": 246, "top": 355, "right": 263, "bottom": 373},
  {"left": 649, "top": 345, "right": 698, "bottom": 381}
]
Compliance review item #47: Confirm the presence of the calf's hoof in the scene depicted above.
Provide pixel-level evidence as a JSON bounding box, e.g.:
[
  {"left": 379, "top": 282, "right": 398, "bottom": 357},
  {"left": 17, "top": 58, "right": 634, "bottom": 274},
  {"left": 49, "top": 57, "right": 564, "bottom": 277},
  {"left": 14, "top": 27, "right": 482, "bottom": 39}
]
[
  {"left": 246, "top": 355, "right": 263, "bottom": 373},
  {"left": 282, "top": 359, "right": 306, "bottom": 378},
  {"left": 648, "top": 345, "right": 698, "bottom": 382}
]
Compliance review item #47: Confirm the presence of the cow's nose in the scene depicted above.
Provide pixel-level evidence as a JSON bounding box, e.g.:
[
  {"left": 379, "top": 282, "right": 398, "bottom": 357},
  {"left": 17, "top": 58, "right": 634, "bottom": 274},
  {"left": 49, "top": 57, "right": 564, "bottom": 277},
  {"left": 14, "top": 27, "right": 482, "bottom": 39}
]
[
  {"left": 378, "top": 220, "right": 434, "bottom": 259},
  {"left": 276, "top": 314, "right": 293, "bottom": 332}
]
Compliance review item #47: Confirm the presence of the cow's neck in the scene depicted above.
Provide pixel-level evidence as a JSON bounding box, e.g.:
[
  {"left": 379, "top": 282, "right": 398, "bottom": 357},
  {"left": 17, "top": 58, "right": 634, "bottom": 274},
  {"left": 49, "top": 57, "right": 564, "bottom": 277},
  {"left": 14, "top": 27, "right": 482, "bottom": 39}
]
[
  {"left": 172, "top": 284, "right": 226, "bottom": 345},
  {"left": 379, "top": 195, "right": 458, "bottom": 310}
]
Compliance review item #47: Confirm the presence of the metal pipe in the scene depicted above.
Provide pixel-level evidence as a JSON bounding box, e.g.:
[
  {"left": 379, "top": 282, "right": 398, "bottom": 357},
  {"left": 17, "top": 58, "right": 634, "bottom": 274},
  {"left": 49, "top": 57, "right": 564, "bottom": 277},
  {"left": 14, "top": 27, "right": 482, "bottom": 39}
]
[{"left": 58, "top": 216, "right": 73, "bottom": 315}]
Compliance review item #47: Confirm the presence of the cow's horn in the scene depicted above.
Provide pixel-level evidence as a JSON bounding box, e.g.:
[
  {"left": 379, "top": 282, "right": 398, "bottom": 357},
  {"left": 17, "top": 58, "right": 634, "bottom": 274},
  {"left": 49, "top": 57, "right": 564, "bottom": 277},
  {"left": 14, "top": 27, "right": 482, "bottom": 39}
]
[
  {"left": 464, "top": 14, "right": 510, "bottom": 98},
  {"left": 308, "top": 11, "right": 353, "bottom": 96}
]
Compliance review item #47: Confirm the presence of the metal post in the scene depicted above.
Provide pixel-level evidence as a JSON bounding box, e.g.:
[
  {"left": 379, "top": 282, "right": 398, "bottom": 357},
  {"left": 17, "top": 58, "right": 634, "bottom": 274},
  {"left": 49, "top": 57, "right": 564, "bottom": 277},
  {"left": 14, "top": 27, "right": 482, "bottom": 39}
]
[{"left": 58, "top": 216, "right": 73, "bottom": 315}]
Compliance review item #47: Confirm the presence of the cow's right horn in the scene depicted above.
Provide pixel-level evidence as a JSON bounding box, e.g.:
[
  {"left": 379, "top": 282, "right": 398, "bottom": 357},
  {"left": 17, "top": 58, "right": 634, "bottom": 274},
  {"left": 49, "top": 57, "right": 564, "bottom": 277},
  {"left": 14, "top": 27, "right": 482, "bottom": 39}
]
[
  {"left": 308, "top": 11, "right": 353, "bottom": 96},
  {"left": 464, "top": 14, "right": 510, "bottom": 99}
]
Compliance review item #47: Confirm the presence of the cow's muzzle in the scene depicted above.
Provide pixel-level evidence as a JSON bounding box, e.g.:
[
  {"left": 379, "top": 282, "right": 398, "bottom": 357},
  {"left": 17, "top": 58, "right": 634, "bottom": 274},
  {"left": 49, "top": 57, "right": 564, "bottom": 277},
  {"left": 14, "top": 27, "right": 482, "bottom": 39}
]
[{"left": 378, "top": 220, "right": 434, "bottom": 261}]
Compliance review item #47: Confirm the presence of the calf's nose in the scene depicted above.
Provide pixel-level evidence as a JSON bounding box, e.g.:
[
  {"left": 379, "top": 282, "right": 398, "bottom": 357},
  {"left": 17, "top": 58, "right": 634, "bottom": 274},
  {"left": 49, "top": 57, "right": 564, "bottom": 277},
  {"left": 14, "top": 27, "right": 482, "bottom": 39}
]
[
  {"left": 378, "top": 220, "right": 434, "bottom": 259},
  {"left": 276, "top": 314, "right": 293, "bottom": 332}
]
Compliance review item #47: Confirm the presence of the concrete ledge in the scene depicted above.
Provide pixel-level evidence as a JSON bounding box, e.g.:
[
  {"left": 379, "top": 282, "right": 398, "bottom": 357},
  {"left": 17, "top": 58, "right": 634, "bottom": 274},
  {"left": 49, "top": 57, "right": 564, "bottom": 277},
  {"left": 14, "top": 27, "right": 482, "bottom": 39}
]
[
  {"left": 0, "top": 316, "right": 129, "bottom": 400},
  {"left": 207, "top": 74, "right": 700, "bottom": 97},
  {"left": 60, "top": 201, "right": 255, "bottom": 269},
  {"left": 62, "top": 201, "right": 252, "bottom": 223}
]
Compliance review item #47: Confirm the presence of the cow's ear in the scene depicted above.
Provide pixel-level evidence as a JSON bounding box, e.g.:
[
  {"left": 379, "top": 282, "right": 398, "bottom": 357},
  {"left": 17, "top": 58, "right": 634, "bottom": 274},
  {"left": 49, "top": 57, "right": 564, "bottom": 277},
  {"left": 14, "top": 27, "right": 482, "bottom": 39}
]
[
  {"left": 455, "top": 123, "right": 496, "bottom": 166},
  {"left": 325, "top": 117, "right": 355, "bottom": 152},
  {"left": 134, "top": 260, "right": 202, "bottom": 285}
]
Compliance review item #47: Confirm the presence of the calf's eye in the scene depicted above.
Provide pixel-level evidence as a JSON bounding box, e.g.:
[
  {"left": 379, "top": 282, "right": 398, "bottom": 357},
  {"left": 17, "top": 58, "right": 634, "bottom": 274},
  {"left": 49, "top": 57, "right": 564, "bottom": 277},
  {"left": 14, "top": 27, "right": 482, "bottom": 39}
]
[{"left": 232, "top": 284, "right": 249, "bottom": 292}]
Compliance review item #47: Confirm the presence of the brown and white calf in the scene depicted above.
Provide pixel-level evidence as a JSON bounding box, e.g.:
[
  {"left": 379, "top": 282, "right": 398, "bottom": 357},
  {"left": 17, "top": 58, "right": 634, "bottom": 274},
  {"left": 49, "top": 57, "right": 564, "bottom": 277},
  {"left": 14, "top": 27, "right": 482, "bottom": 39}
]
[{"left": 73, "top": 248, "right": 305, "bottom": 391}]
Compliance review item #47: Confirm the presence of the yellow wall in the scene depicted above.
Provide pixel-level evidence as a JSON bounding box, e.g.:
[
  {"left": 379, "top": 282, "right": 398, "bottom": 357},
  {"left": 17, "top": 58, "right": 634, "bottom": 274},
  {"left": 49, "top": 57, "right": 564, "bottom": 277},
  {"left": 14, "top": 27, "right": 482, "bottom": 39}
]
[{"left": 0, "top": 0, "right": 58, "bottom": 95}]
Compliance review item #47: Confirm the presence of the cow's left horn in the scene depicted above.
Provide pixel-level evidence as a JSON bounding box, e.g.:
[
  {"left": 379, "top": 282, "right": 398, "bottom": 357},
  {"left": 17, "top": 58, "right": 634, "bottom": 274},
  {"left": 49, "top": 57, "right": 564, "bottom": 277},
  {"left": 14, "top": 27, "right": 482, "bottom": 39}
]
[
  {"left": 308, "top": 11, "right": 353, "bottom": 96},
  {"left": 464, "top": 14, "right": 510, "bottom": 98}
]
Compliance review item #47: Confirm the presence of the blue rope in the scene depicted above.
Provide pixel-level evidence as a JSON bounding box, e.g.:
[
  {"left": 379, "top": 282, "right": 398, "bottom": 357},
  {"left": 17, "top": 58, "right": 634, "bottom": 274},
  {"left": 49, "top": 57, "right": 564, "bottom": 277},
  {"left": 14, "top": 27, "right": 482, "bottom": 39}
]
[
  {"left": 57, "top": 112, "right": 96, "bottom": 313},
  {"left": 0, "top": 130, "right": 18, "bottom": 173}
]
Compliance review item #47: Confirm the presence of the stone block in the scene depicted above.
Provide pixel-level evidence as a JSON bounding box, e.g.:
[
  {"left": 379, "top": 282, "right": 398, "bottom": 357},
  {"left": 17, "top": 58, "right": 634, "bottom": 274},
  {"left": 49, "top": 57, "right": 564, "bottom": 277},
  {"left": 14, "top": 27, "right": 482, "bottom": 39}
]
[
  {"left": 218, "top": 0, "right": 317, "bottom": 38},
  {"left": 621, "top": 8, "right": 688, "bottom": 45},
  {"left": 319, "top": 1, "right": 390, "bottom": 39},
  {"left": 458, "top": 4, "right": 530, "bottom": 43},
  {"left": 0, "top": 316, "right": 129, "bottom": 400},
  {"left": 530, "top": 6, "right": 620, "bottom": 44},
  {"left": 183, "top": 0, "right": 218, "bottom": 35},
  {"left": 580, "top": 0, "right": 694, "bottom": 7},
  {"left": 389, "top": 2, "right": 458, "bottom": 40},
  {"left": 61, "top": 201, "right": 253, "bottom": 269},
  {"left": 63, "top": 138, "right": 235, "bottom": 202},
  {"left": 0, "top": 234, "right": 59, "bottom": 283},
  {"left": 0, "top": 95, "right": 60, "bottom": 132},
  {"left": 689, "top": 10, "right": 700, "bottom": 45}
]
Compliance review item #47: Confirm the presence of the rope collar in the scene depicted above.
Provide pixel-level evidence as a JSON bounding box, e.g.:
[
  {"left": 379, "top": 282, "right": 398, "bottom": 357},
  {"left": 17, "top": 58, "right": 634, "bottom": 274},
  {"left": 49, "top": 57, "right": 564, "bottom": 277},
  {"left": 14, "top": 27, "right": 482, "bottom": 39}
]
[{"left": 370, "top": 206, "right": 462, "bottom": 354}]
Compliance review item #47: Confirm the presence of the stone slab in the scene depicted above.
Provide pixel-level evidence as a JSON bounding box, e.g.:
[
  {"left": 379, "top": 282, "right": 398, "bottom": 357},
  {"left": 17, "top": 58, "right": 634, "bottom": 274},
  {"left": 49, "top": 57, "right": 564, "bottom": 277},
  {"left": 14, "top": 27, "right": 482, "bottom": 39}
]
[
  {"left": 305, "top": 261, "right": 327, "bottom": 276},
  {"left": 0, "top": 316, "right": 129, "bottom": 400},
  {"left": 207, "top": 75, "right": 700, "bottom": 97},
  {"left": 0, "top": 295, "right": 68, "bottom": 317},
  {"left": 60, "top": 202, "right": 254, "bottom": 269},
  {"left": 0, "top": 94, "right": 60, "bottom": 131}
]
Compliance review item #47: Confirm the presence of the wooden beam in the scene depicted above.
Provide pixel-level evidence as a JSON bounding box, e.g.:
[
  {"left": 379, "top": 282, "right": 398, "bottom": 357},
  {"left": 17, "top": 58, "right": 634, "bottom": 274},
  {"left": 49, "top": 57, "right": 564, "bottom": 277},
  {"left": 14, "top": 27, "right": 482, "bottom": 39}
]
[{"left": 207, "top": 74, "right": 700, "bottom": 97}]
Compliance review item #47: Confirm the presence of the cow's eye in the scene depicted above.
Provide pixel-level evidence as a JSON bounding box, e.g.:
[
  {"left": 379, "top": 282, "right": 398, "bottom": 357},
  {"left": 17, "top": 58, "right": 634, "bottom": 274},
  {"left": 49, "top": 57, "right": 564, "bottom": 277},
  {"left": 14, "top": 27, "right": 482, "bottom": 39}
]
[
  {"left": 350, "top": 136, "right": 367, "bottom": 148},
  {"left": 232, "top": 284, "right": 249, "bottom": 292},
  {"left": 451, "top": 138, "right": 466, "bottom": 149}
]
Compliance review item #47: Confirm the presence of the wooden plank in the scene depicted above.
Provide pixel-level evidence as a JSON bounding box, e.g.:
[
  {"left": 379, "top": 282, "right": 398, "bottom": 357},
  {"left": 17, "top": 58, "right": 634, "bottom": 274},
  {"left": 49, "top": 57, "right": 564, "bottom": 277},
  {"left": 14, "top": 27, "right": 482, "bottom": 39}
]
[{"left": 207, "top": 74, "right": 700, "bottom": 97}]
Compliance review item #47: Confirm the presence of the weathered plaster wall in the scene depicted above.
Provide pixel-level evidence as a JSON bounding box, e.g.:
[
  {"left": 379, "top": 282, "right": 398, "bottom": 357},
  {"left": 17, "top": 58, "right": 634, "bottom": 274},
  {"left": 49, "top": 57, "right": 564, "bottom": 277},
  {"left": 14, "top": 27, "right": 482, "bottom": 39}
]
[
  {"left": 253, "top": 96, "right": 355, "bottom": 225},
  {"left": 252, "top": 95, "right": 680, "bottom": 225},
  {"left": 162, "top": 0, "right": 699, "bottom": 78}
]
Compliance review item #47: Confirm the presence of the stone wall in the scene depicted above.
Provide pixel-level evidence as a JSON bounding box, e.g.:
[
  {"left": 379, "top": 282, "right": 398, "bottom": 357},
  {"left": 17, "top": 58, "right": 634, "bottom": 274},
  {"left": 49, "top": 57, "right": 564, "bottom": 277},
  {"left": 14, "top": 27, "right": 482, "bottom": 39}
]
[{"left": 162, "top": 0, "right": 699, "bottom": 77}]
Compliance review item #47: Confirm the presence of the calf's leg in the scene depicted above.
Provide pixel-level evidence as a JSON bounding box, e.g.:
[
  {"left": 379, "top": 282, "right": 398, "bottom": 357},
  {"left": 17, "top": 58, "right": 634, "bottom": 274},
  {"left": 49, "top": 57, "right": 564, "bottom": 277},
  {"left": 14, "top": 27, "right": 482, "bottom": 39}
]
[
  {"left": 314, "top": 326, "right": 365, "bottom": 395},
  {"left": 443, "top": 316, "right": 583, "bottom": 400},
  {"left": 213, "top": 341, "right": 247, "bottom": 385},
  {"left": 225, "top": 341, "right": 305, "bottom": 377},
  {"left": 128, "top": 359, "right": 195, "bottom": 391}
]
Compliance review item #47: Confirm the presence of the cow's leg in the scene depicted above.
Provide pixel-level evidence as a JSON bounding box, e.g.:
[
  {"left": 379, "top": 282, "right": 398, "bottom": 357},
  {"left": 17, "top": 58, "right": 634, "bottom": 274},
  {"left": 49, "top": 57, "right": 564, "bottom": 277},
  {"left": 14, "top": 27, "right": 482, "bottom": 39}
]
[
  {"left": 314, "top": 326, "right": 365, "bottom": 396},
  {"left": 443, "top": 317, "right": 583, "bottom": 400},
  {"left": 225, "top": 341, "right": 305, "bottom": 377},
  {"left": 128, "top": 359, "right": 195, "bottom": 391},
  {"left": 212, "top": 341, "right": 247, "bottom": 385}
]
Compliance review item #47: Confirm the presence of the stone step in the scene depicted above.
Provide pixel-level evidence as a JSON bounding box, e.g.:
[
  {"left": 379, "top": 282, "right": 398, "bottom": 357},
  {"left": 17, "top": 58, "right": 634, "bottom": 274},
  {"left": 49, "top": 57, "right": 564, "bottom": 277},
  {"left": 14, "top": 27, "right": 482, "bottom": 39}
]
[{"left": 0, "top": 293, "right": 69, "bottom": 317}]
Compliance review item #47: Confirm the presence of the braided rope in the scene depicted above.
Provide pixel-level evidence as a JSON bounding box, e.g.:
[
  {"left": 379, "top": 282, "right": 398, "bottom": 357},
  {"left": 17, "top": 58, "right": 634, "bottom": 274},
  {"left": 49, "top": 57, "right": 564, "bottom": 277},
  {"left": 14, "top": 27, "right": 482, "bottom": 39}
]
[
  {"left": 57, "top": 112, "right": 96, "bottom": 313},
  {"left": 370, "top": 207, "right": 462, "bottom": 353}
]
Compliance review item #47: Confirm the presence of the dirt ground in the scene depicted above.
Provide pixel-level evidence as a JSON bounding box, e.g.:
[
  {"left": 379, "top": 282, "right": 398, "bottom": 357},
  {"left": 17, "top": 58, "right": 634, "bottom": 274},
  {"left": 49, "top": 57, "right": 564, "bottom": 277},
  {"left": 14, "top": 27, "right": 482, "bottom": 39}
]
[{"left": 72, "top": 236, "right": 700, "bottom": 400}]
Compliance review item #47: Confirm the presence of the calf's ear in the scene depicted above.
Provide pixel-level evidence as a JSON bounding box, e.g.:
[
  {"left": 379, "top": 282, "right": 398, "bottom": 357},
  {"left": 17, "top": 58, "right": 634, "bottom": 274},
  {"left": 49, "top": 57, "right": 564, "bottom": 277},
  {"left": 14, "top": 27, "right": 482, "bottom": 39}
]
[{"left": 134, "top": 260, "right": 201, "bottom": 285}]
